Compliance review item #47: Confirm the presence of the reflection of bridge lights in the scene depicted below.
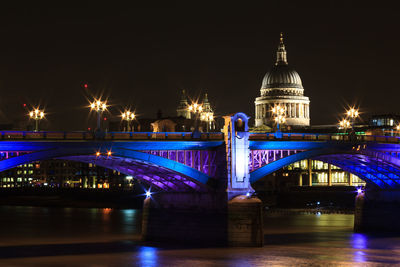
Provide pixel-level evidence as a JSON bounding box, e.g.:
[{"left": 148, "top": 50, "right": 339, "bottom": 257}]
[{"left": 138, "top": 246, "right": 158, "bottom": 267}]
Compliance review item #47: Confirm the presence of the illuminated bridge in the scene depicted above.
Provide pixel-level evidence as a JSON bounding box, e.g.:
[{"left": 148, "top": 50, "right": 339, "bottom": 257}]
[
  {"left": 1, "top": 113, "right": 400, "bottom": 245},
  {"left": 1, "top": 128, "right": 400, "bottom": 190}
]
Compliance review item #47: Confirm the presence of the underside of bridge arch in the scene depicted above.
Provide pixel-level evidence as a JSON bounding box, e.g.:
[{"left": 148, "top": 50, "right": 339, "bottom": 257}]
[
  {"left": 250, "top": 149, "right": 400, "bottom": 189},
  {"left": 0, "top": 147, "right": 212, "bottom": 192},
  {"left": 61, "top": 155, "right": 209, "bottom": 192}
]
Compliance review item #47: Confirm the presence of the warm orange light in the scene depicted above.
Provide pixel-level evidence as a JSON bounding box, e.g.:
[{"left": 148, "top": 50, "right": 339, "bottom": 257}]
[
  {"left": 96, "top": 151, "right": 101, "bottom": 157},
  {"left": 90, "top": 99, "right": 107, "bottom": 111},
  {"left": 28, "top": 108, "right": 45, "bottom": 120},
  {"left": 107, "top": 151, "right": 112, "bottom": 156}
]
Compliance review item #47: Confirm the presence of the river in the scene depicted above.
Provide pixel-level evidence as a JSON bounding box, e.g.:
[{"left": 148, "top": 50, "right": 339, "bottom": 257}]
[{"left": 0, "top": 206, "right": 400, "bottom": 266}]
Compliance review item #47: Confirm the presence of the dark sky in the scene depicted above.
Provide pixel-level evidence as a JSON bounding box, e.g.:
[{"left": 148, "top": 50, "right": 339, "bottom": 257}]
[{"left": 0, "top": 3, "right": 399, "bottom": 130}]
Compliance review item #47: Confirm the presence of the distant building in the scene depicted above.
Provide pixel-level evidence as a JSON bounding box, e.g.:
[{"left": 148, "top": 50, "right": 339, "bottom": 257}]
[
  {"left": 366, "top": 114, "right": 400, "bottom": 136},
  {"left": 252, "top": 159, "right": 365, "bottom": 193},
  {"left": 255, "top": 33, "right": 310, "bottom": 128}
]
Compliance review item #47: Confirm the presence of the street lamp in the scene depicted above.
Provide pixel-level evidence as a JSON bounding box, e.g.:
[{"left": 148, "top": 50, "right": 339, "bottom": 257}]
[
  {"left": 200, "top": 112, "right": 214, "bottom": 132},
  {"left": 29, "top": 108, "right": 45, "bottom": 132},
  {"left": 339, "top": 118, "right": 351, "bottom": 130},
  {"left": 272, "top": 105, "right": 286, "bottom": 137},
  {"left": 90, "top": 99, "right": 107, "bottom": 131},
  {"left": 121, "top": 110, "right": 136, "bottom": 132},
  {"left": 188, "top": 102, "right": 203, "bottom": 131},
  {"left": 346, "top": 108, "right": 359, "bottom": 128}
]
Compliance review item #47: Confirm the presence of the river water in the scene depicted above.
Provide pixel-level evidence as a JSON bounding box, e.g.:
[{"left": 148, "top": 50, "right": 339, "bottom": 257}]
[{"left": 0, "top": 206, "right": 400, "bottom": 266}]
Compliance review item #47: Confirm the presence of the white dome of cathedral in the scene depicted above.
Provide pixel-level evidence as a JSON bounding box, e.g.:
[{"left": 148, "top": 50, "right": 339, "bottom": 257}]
[
  {"left": 261, "top": 65, "right": 303, "bottom": 89},
  {"left": 254, "top": 33, "right": 310, "bottom": 128}
]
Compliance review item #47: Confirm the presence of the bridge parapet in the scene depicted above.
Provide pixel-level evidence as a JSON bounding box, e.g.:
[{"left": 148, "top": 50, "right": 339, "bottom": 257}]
[
  {"left": 0, "top": 131, "right": 224, "bottom": 141},
  {"left": 249, "top": 132, "right": 400, "bottom": 143}
]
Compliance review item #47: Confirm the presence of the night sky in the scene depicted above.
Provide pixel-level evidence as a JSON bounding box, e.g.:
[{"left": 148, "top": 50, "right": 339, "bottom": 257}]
[{"left": 0, "top": 3, "right": 399, "bottom": 130}]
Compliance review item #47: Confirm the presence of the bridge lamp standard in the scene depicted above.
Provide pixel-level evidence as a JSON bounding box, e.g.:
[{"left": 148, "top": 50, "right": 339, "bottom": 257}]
[
  {"left": 121, "top": 110, "right": 136, "bottom": 132},
  {"left": 29, "top": 108, "right": 45, "bottom": 132},
  {"left": 272, "top": 105, "right": 286, "bottom": 138},
  {"left": 346, "top": 108, "right": 359, "bottom": 129},
  {"left": 188, "top": 102, "right": 203, "bottom": 131},
  {"left": 339, "top": 119, "right": 351, "bottom": 133},
  {"left": 90, "top": 99, "right": 107, "bottom": 131},
  {"left": 200, "top": 112, "right": 214, "bottom": 132}
]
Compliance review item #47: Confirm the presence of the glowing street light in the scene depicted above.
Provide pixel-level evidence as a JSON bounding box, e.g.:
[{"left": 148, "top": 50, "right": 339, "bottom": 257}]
[
  {"left": 272, "top": 104, "right": 286, "bottom": 132},
  {"left": 188, "top": 102, "right": 203, "bottom": 132},
  {"left": 121, "top": 110, "right": 136, "bottom": 132},
  {"left": 347, "top": 108, "right": 359, "bottom": 119},
  {"left": 90, "top": 98, "right": 107, "bottom": 131},
  {"left": 188, "top": 102, "right": 203, "bottom": 113},
  {"left": 200, "top": 112, "right": 214, "bottom": 132},
  {"left": 346, "top": 107, "right": 359, "bottom": 129},
  {"left": 339, "top": 118, "right": 351, "bottom": 129},
  {"left": 145, "top": 190, "right": 151, "bottom": 198},
  {"left": 29, "top": 108, "right": 45, "bottom": 132}
]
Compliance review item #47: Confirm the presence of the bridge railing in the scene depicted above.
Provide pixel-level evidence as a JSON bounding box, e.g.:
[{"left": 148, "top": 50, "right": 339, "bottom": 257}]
[
  {"left": 0, "top": 131, "right": 224, "bottom": 141},
  {"left": 249, "top": 132, "right": 400, "bottom": 143}
]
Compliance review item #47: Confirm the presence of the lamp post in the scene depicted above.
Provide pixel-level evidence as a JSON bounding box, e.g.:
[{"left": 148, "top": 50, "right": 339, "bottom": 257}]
[
  {"left": 90, "top": 99, "right": 107, "bottom": 131},
  {"left": 339, "top": 118, "right": 351, "bottom": 131},
  {"left": 29, "top": 108, "right": 45, "bottom": 132},
  {"left": 121, "top": 110, "right": 136, "bottom": 132},
  {"left": 188, "top": 102, "right": 203, "bottom": 132},
  {"left": 346, "top": 108, "right": 359, "bottom": 129},
  {"left": 200, "top": 112, "right": 214, "bottom": 132},
  {"left": 272, "top": 105, "right": 286, "bottom": 138}
]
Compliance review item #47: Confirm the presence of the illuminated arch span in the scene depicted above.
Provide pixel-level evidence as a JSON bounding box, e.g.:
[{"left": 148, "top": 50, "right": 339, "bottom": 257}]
[
  {"left": 0, "top": 147, "right": 212, "bottom": 191},
  {"left": 249, "top": 148, "right": 400, "bottom": 189}
]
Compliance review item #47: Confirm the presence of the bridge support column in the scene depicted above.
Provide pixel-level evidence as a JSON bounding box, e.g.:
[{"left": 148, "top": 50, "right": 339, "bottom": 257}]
[
  {"left": 308, "top": 159, "right": 312, "bottom": 186},
  {"left": 142, "top": 192, "right": 229, "bottom": 245},
  {"left": 223, "top": 112, "right": 264, "bottom": 246},
  {"left": 354, "top": 189, "right": 400, "bottom": 232}
]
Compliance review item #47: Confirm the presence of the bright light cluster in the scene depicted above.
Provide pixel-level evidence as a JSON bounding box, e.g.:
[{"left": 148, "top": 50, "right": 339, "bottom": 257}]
[
  {"left": 347, "top": 108, "right": 359, "bottom": 118},
  {"left": 201, "top": 112, "right": 214, "bottom": 122},
  {"left": 272, "top": 105, "right": 286, "bottom": 125},
  {"left": 29, "top": 109, "right": 45, "bottom": 120},
  {"left": 188, "top": 103, "right": 203, "bottom": 113},
  {"left": 121, "top": 110, "right": 135, "bottom": 120},
  {"left": 339, "top": 119, "right": 351, "bottom": 128},
  {"left": 188, "top": 102, "right": 214, "bottom": 123},
  {"left": 90, "top": 99, "right": 107, "bottom": 112},
  {"left": 338, "top": 107, "right": 359, "bottom": 129}
]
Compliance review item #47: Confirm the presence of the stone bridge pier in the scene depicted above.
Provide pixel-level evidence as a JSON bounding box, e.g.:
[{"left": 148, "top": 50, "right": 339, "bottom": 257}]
[
  {"left": 142, "top": 113, "right": 264, "bottom": 246},
  {"left": 355, "top": 188, "right": 400, "bottom": 232}
]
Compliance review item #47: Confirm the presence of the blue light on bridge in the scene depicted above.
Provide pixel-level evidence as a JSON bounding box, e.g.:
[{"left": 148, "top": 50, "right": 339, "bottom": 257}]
[{"left": 145, "top": 190, "right": 152, "bottom": 198}]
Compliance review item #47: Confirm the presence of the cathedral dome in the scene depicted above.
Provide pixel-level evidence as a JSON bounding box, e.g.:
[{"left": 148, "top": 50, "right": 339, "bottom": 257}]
[
  {"left": 262, "top": 65, "right": 303, "bottom": 89},
  {"left": 261, "top": 33, "right": 303, "bottom": 90}
]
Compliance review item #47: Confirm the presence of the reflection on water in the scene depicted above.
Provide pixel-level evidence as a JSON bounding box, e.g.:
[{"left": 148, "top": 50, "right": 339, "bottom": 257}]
[
  {"left": 0, "top": 206, "right": 400, "bottom": 266},
  {"left": 138, "top": 246, "right": 159, "bottom": 267}
]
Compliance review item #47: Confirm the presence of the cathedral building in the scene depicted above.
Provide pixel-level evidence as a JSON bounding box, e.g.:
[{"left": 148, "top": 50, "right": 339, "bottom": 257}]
[{"left": 255, "top": 34, "right": 310, "bottom": 128}]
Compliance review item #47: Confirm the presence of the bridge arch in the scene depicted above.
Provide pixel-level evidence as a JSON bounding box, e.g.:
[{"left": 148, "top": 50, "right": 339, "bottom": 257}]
[
  {"left": 250, "top": 148, "right": 400, "bottom": 189},
  {"left": 0, "top": 147, "right": 212, "bottom": 191}
]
